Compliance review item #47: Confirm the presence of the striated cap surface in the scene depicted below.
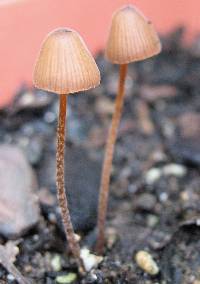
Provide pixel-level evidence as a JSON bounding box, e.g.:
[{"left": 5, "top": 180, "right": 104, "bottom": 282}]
[
  {"left": 33, "top": 28, "right": 100, "bottom": 94},
  {"left": 105, "top": 5, "right": 161, "bottom": 64}
]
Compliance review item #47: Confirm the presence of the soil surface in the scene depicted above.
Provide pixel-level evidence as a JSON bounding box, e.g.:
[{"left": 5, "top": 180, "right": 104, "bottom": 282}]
[{"left": 0, "top": 28, "right": 199, "bottom": 284}]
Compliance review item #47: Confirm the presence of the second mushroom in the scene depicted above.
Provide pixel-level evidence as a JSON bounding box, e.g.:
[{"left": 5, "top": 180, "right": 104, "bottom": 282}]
[{"left": 96, "top": 5, "right": 162, "bottom": 253}]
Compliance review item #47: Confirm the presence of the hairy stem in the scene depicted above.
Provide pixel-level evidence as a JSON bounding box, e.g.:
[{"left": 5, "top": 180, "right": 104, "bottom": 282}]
[
  {"left": 56, "top": 94, "right": 83, "bottom": 271},
  {"left": 96, "top": 64, "right": 128, "bottom": 254}
]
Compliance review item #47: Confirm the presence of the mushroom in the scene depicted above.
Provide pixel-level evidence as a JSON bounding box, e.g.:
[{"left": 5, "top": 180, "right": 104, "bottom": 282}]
[
  {"left": 33, "top": 28, "right": 100, "bottom": 270},
  {"left": 96, "top": 5, "right": 161, "bottom": 253}
]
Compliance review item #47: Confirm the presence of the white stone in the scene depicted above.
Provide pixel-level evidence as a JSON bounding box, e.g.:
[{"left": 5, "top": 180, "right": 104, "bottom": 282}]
[
  {"left": 135, "top": 250, "right": 159, "bottom": 275},
  {"left": 145, "top": 168, "right": 162, "bottom": 184},
  {"left": 162, "top": 163, "right": 186, "bottom": 177},
  {"left": 80, "top": 247, "right": 103, "bottom": 272}
]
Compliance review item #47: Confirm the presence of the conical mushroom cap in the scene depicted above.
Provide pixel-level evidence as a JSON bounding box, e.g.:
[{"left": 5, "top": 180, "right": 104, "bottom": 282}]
[
  {"left": 105, "top": 5, "right": 161, "bottom": 64},
  {"left": 33, "top": 28, "right": 100, "bottom": 94}
]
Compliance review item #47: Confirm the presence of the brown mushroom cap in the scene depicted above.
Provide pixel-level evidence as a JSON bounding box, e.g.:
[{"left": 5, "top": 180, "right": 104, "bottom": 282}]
[
  {"left": 105, "top": 5, "right": 162, "bottom": 64},
  {"left": 33, "top": 28, "right": 100, "bottom": 94}
]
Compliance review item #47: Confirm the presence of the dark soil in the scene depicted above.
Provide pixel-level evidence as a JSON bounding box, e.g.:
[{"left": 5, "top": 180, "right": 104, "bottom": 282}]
[{"left": 0, "top": 28, "right": 200, "bottom": 284}]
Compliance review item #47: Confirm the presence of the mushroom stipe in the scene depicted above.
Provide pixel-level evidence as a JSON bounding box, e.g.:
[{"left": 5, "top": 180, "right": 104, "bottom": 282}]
[
  {"left": 96, "top": 64, "right": 128, "bottom": 253},
  {"left": 56, "top": 94, "right": 84, "bottom": 271}
]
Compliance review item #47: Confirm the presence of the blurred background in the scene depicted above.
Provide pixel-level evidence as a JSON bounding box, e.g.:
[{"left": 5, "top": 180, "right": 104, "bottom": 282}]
[{"left": 0, "top": 0, "right": 199, "bottom": 106}]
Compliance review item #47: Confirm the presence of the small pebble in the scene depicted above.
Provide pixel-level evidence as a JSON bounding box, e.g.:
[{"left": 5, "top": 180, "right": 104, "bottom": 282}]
[
  {"left": 96, "top": 97, "right": 115, "bottom": 115},
  {"left": 145, "top": 168, "right": 162, "bottom": 185},
  {"left": 180, "top": 190, "right": 190, "bottom": 201},
  {"left": 0, "top": 145, "right": 40, "bottom": 238},
  {"left": 135, "top": 193, "right": 156, "bottom": 211},
  {"left": 44, "top": 111, "right": 56, "bottom": 123},
  {"left": 55, "top": 273, "right": 77, "bottom": 284},
  {"left": 135, "top": 250, "right": 159, "bottom": 275},
  {"left": 48, "top": 213, "right": 57, "bottom": 224},
  {"left": 145, "top": 164, "right": 186, "bottom": 185},
  {"left": 140, "top": 84, "right": 177, "bottom": 102},
  {"left": 33, "top": 234, "right": 39, "bottom": 242},
  {"left": 51, "top": 254, "right": 62, "bottom": 272},
  {"left": 149, "top": 231, "right": 171, "bottom": 250},
  {"left": 106, "top": 227, "right": 118, "bottom": 249},
  {"left": 80, "top": 247, "right": 103, "bottom": 272},
  {"left": 147, "top": 215, "right": 159, "bottom": 227},
  {"left": 159, "top": 192, "right": 168, "bottom": 202},
  {"left": 7, "top": 274, "right": 15, "bottom": 281},
  {"left": 87, "top": 270, "right": 98, "bottom": 282},
  {"left": 162, "top": 163, "right": 186, "bottom": 177},
  {"left": 24, "top": 264, "right": 32, "bottom": 273},
  {"left": 74, "top": 233, "right": 81, "bottom": 242}
]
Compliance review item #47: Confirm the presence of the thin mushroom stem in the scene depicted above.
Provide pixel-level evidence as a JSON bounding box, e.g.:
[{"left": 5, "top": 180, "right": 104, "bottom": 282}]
[
  {"left": 56, "top": 94, "right": 84, "bottom": 271},
  {"left": 96, "top": 64, "right": 128, "bottom": 254}
]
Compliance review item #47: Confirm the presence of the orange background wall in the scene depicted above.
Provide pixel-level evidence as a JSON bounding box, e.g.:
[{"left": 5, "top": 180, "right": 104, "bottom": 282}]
[{"left": 0, "top": 0, "right": 199, "bottom": 107}]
